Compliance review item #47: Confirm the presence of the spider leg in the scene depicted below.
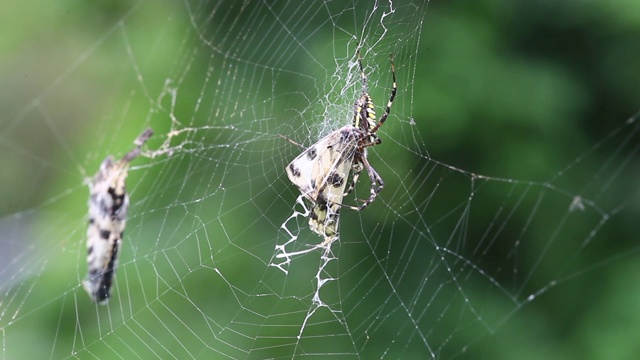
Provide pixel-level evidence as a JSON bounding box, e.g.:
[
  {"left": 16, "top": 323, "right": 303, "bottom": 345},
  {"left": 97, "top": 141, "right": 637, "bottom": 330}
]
[
  {"left": 343, "top": 159, "right": 363, "bottom": 197},
  {"left": 279, "top": 134, "right": 306, "bottom": 149},
  {"left": 324, "top": 167, "right": 382, "bottom": 211},
  {"left": 356, "top": 153, "right": 384, "bottom": 211},
  {"left": 356, "top": 45, "right": 368, "bottom": 93},
  {"left": 370, "top": 54, "right": 397, "bottom": 134},
  {"left": 338, "top": 151, "right": 384, "bottom": 211}
]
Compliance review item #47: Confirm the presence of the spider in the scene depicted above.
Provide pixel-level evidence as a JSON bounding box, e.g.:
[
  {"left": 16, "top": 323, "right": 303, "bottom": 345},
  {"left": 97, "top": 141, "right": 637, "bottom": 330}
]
[
  {"left": 343, "top": 47, "right": 397, "bottom": 210},
  {"left": 285, "top": 47, "right": 396, "bottom": 237}
]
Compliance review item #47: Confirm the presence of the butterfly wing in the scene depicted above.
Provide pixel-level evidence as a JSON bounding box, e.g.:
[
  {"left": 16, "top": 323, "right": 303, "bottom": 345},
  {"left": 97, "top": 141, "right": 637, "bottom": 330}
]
[
  {"left": 84, "top": 157, "right": 129, "bottom": 303},
  {"left": 285, "top": 126, "right": 358, "bottom": 239},
  {"left": 307, "top": 153, "right": 353, "bottom": 238}
]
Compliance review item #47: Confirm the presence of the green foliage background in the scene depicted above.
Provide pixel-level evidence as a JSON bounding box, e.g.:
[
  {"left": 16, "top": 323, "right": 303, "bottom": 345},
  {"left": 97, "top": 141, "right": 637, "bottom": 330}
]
[{"left": 1, "top": 0, "right": 639, "bottom": 359}]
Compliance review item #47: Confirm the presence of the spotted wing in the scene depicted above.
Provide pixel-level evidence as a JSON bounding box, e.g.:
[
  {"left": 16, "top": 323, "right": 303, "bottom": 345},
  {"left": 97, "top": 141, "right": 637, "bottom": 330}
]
[
  {"left": 83, "top": 128, "right": 152, "bottom": 304},
  {"left": 307, "top": 153, "right": 353, "bottom": 239},
  {"left": 83, "top": 157, "right": 129, "bottom": 304},
  {"left": 285, "top": 126, "right": 358, "bottom": 238}
]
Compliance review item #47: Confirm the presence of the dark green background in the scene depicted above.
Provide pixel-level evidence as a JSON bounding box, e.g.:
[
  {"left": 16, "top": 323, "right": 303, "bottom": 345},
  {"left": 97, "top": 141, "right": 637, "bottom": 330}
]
[{"left": 1, "top": 0, "right": 639, "bottom": 359}]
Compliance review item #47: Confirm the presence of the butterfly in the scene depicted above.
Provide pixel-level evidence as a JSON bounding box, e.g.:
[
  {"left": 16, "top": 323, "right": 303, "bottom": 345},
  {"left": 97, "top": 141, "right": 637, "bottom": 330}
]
[
  {"left": 286, "top": 126, "right": 359, "bottom": 239},
  {"left": 83, "top": 128, "right": 153, "bottom": 304}
]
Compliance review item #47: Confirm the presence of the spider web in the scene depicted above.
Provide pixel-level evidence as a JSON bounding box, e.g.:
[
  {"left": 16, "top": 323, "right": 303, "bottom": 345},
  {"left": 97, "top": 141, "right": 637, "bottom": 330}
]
[{"left": 1, "top": 1, "right": 639, "bottom": 359}]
